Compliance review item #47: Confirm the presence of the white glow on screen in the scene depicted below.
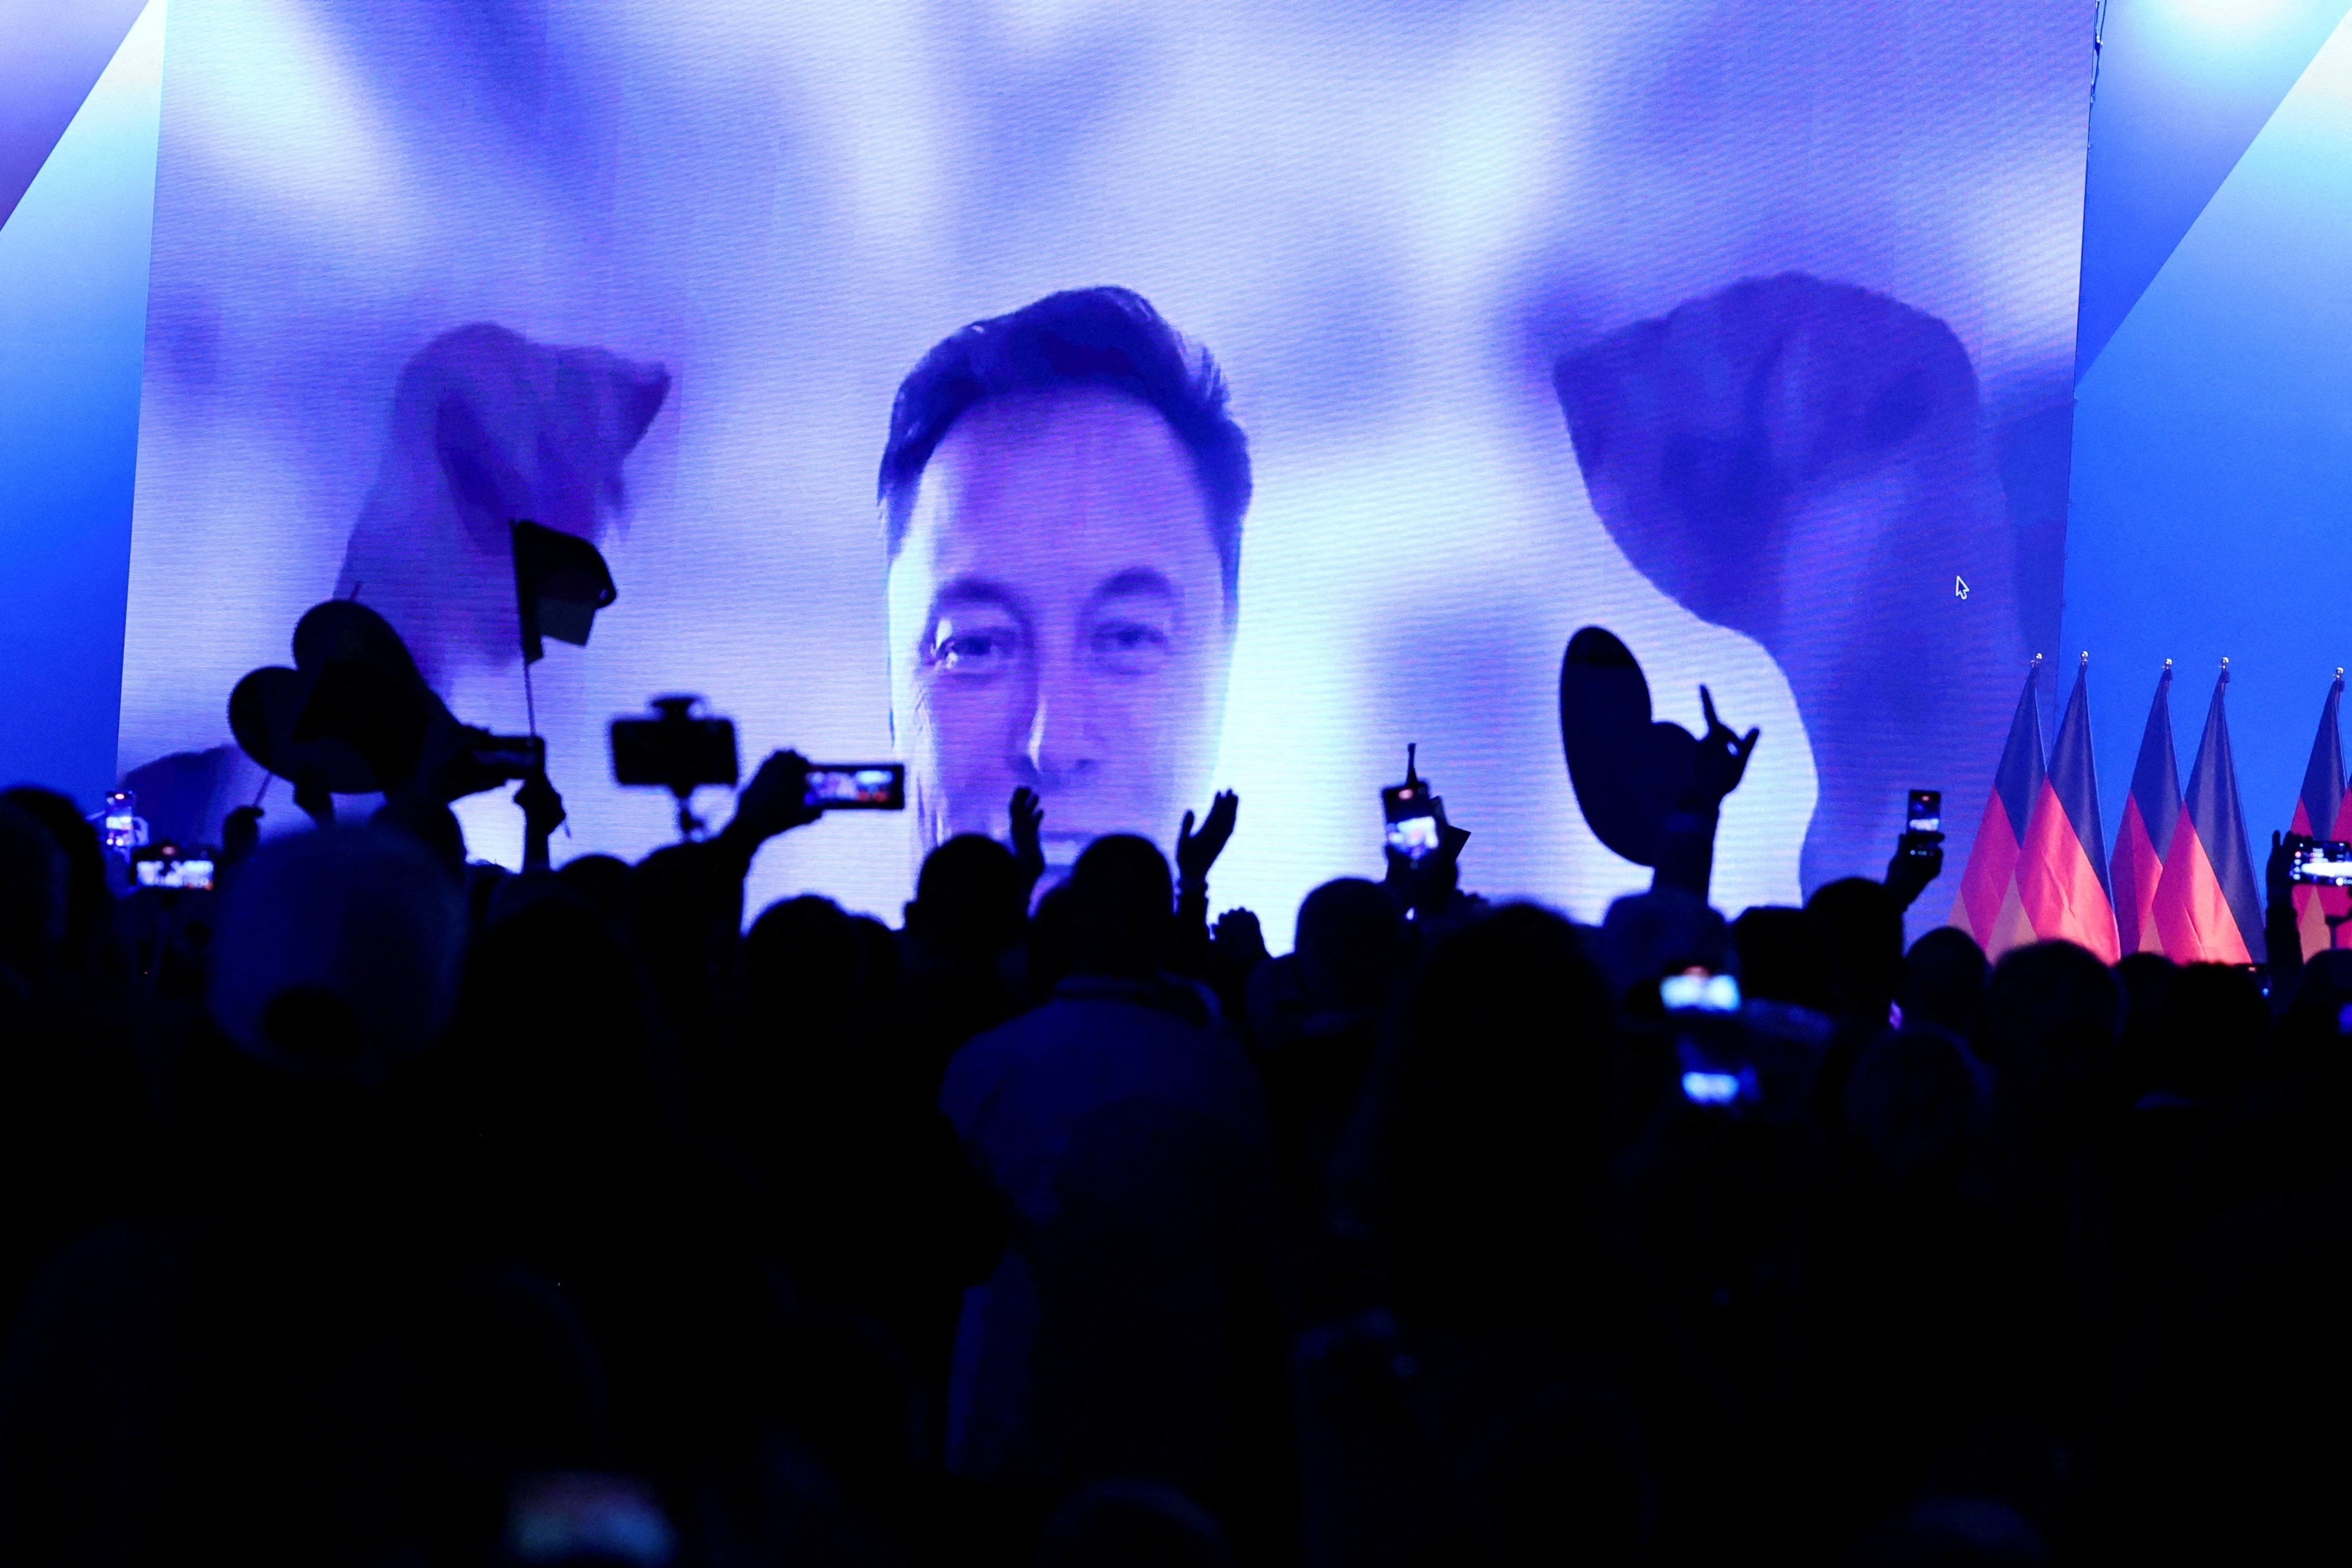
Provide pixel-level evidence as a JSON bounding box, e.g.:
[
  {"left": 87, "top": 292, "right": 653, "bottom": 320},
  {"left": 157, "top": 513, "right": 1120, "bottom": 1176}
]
[{"left": 2158, "top": 0, "right": 2295, "bottom": 32}]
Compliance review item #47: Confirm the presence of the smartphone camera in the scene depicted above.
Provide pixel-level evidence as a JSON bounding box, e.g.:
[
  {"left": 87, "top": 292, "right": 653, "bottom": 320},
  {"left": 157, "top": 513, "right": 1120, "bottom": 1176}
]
[
  {"left": 611, "top": 697, "right": 739, "bottom": 795},
  {"left": 91, "top": 789, "right": 148, "bottom": 855},
  {"left": 802, "top": 763, "right": 907, "bottom": 811},
  {"left": 1675, "top": 1039, "right": 1759, "bottom": 1109},
  {"left": 2288, "top": 836, "right": 2352, "bottom": 886},
  {"left": 470, "top": 732, "right": 546, "bottom": 783},
  {"left": 1899, "top": 787, "right": 1945, "bottom": 862},
  {"left": 1384, "top": 813, "right": 1443, "bottom": 860},
  {"left": 1680, "top": 1064, "right": 1756, "bottom": 1106},
  {"left": 1381, "top": 744, "right": 1446, "bottom": 865},
  {"left": 1660, "top": 967, "right": 1741, "bottom": 1014},
  {"left": 1906, "top": 789, "right": 1942, "bottom": 835},
  {"left": 133, "top": 843, "right": 215, "bottom": 891}
]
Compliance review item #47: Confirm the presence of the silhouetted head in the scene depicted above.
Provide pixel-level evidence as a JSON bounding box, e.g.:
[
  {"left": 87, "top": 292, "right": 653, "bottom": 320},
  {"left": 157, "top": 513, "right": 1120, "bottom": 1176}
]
[
  {"left": 1902, "top": 925, "right": 1987, "bottom": 1040},
  {"left": 1807, "top": 875, "right": 1905, "bottom": 1025},
  {"left": 1374, "top": 905, "right": 1616, "bottom": 1329},
  {"left": 208, "top": 827, "right": 465, "bottom": 1082},
  {"left": 2151, "top": 961, "right": 2269, "bottom": 1103},
  {"left": 2115, "top": 950, "right": 2176, "bottom": 1029},
  {"left": 1600, "top": 886, "right": 1732, "bottom": 1003},
  {"left": 1294, "top": 877, "right": 1404, "bottom": 1015},
  {"left": 555, "top": 852, "right": 632, "bottom": 925},
  {"left": 370, "top": 795, "right": 468, "bottom": 879},
  {"left": 455, "top": 893, "right": 667, "bottom": 1145},
  {"left": 628, "top": 841, "right": 744, "bottom": 988},
  {"left": 2280, "top": 948, "right": 2352, "bottom": 1064},
  {"left": 1844, "top": 1026, "right": 1988, "bottom": 1184},
  {"left": 743, "top": 894, "right": 901, "bottom": 1061},
  {"left": 1026, "top": 879, "right": 1079, "bottom": 999},
  {"left": 1982, "top": 940, "right": 2120, "bottom": 1139},
  {"left": 1733, "top": 905, "right": 1836, "bottom": 1014},
  {"left": 0, "top": 799, "right": 65, "bottom": 994},
  {"left": 908, "top": 832, "right": 1027, "bottom": 957},
  {"left": 1, "top": 786, "right": 111, "bottom": 974},
  {"left": 1068, "top": 834, "right": 1173, "bottom": 979}
]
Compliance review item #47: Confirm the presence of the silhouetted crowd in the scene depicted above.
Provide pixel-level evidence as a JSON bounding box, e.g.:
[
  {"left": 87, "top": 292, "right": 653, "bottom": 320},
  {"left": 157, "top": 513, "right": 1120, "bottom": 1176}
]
[{"left": 0, "top": 771, "right": 2343, "bottom": 1567}]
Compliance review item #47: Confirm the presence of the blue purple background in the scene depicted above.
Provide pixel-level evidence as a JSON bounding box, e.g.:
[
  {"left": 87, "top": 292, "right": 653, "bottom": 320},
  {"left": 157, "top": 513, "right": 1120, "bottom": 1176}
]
[{"left": 97, "top": 0, "right": 2098, "bottom": 928}]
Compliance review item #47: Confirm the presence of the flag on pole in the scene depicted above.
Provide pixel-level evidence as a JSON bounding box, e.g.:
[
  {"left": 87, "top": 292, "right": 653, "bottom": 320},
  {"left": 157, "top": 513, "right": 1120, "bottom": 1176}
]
[
  {"left": 2153, "top": 662, "right": 2264, "bottom": 964},
  {"left": 2019, "top": 655, "right": 2119, "bottom": 961},
  {"left": 1953, "top": 658, "right": 2045, "bottom": 959},
  {"left": 2111, "top": 664, "right": 2180, "bottom": 956},
  {"left": 512, "top": 518, "right": 617, "bottom": 665},
  {"left": 2290, "top": 673, "right": 2346, "bottom": 955}
]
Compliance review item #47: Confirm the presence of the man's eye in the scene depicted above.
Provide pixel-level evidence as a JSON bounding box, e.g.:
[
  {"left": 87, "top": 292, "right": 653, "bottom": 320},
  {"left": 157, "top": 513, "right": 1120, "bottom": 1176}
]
[
  {"left": 1091, "top": 621, "right": 1171, "bottom": 674},
  {"left": 930, "top": 625, "right": 1022, "bottom": 674}
]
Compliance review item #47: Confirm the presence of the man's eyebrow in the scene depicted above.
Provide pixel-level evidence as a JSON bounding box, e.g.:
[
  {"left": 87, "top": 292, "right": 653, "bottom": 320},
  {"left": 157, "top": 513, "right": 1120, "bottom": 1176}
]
[
  {"left": 930, "top": 577, "right": 1029, "bottom": 617},
  {"left": 1089, "top": 567, "right": 1178, "bottom": 604}
]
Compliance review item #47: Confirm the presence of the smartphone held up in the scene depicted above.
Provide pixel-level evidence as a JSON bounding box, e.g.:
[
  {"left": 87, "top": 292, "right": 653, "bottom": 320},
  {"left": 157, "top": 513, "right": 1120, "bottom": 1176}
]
[
  {"left": 800, "top": 764, "right": 905, "bottom": 812},
  {"left": 1382, "top": 744, "right": 1447, "bottom": 865},
  {"left": 610, "top": 694, "right": 905, "bottom": 839},
  {"left": 2286, "top": 835, "right": 2352, "bottom": 886}
]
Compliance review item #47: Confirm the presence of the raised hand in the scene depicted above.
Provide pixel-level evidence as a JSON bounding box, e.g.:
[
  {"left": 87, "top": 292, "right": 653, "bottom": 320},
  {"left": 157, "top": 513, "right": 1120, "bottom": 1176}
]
[
  {"left": 2268, "top": 829, "right": 2304, "bottom": 909},
  {"left": 1211, "top": 906, "right": 1268, "bottom": 970},
  {"left": 726, "top": 749, "right": 822, "bottom": 847},
  {"left": 515, "top": 765, "right": 566, "bottom": 875},
  {"left": 1883, "top": 829, "right": 1945, "bottom": 913},
  {"left": 1690, "top": 685, "right": 1760, "bottom": 805},
  {"left": 1009, "top": 785, "right": 1045, "bottom": 889},
  {"left": 1176, "top": 790, "right": 1240, "bottom": 888},
  {"left": 1387, "top": 818, "right": 1472, "bottom": 919}
]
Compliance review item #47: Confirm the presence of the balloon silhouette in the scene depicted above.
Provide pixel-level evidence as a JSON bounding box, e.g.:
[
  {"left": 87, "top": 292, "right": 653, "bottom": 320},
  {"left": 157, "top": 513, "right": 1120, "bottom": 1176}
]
[
  {"left": 229, "top": 600, "right": 446, "bottom": 794},
  {"left": 1559, "top": 626, "right": 1757, "bottom": 868}
]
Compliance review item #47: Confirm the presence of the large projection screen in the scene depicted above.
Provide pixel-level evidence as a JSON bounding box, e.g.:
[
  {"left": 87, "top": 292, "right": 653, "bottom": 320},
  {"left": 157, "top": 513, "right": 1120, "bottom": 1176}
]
[{"left": 117, "top": 1, "right": 2094, "bottom": 929}]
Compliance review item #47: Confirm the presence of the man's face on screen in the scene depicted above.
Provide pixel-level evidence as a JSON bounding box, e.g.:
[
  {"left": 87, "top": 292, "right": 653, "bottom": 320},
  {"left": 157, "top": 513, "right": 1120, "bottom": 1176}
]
[{"left": 888, "top": 388, "right": 1233, "bottom": 870}]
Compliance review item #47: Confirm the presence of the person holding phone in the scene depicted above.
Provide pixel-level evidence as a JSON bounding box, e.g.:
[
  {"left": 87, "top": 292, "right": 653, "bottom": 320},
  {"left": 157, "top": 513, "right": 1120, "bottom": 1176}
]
[{"left": 879, "top": 288, "right": 1250, "bottom": 876}]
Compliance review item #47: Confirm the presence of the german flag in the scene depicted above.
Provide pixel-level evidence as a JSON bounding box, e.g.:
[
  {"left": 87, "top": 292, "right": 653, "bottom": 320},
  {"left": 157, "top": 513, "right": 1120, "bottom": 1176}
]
[
  {"left": 2019, "top": 656, "right": 2118, "bottom": 961},
  {"left": 1952, "top": 658, "right": 2045, "bottom": 959},
  {"left": 2152, "top": 663, "right": 2264, "bottom": 964},
  {"left": 2110, "top": 664, "right": 2180, "bottom": 957}
]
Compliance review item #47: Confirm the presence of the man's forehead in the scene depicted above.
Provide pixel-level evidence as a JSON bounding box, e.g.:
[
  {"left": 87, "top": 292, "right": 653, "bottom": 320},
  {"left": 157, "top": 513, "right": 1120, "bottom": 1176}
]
[{"left": 905, "top": 388, "right": 1216, "bottom": 578}]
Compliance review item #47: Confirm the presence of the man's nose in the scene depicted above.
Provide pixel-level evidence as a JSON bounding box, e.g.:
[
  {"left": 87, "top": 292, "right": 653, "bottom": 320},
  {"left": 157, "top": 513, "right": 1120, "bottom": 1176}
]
[{"left": 1017, "top": 663, "right": 1099, "bottom": 789}]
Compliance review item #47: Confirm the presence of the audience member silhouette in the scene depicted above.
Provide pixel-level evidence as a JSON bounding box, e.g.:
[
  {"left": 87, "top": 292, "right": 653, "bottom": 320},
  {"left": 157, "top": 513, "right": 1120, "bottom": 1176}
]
[
  {"left": 3, "top": 730, "right": 2347, "bottom": 1565},
  {"left": 939, "top": 833, "right": 1283, "bottom": 1547}
]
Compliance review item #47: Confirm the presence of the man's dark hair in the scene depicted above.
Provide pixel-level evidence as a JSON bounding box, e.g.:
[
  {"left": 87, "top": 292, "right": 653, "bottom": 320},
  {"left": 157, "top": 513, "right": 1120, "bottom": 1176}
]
[{"left": 878, "top": 287, "right": 1251, "bottom": 610}]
